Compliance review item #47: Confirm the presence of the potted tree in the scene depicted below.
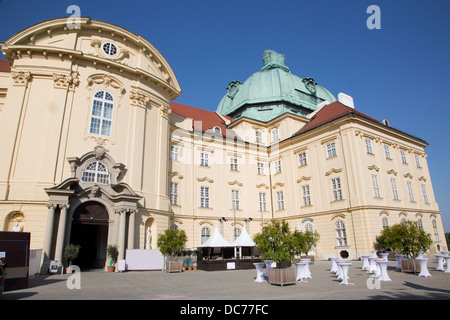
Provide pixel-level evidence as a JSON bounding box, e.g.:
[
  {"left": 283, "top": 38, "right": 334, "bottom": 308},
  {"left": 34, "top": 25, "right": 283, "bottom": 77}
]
[
  {"left": 253, "top": 220, "right": 299, "bottom": 286},
  {"left": 107, "top": 244, "right": 119, "bottom": 272},
  {"left": 382, "top": 221, "right": 433, "bottom": 273},
  {"left": 63, "top": 244, "right": 80, "bottom": 274},
  {"left": 157, "top": 228, "right": 188, "bottom": 273},
  {"left": 294, "top": 230, "right": 320, "bottom": 262},
  {"left": 374, "top": 226, "right": 398, "bottom": 260}
]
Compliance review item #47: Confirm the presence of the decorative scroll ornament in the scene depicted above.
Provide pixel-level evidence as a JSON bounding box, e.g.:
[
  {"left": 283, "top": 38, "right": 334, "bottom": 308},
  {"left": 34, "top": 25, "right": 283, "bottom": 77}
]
[
  {"left": 86, "top": 74, "right": 126, "bottom": 95},
  {"left": 94, "top": 143, "right": 109, "bottom": 160},
  {"left": 302, "top": 78, "right": 318, "bottom": 95}
]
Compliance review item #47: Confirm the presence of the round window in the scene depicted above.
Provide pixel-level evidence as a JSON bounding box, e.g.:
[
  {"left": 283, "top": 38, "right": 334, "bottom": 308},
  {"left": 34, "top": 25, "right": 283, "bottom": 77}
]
[{"left": 102, "top": 42, "right": 118, "bottom": 56}]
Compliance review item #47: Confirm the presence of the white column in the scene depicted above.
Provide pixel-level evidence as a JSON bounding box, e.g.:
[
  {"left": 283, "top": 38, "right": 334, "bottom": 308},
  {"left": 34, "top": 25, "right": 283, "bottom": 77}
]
[
  {"left": 127, "top": 209, "right": 136, "bottom": 250},
  {"left": 40, "top": 204, "right": 56, "bottom": 273},
  {"left": 54, "top": 204, "right": 69, "bottom": 271},
  {"left": 118, "top": 209, "right": 127, "bottom": 261}
]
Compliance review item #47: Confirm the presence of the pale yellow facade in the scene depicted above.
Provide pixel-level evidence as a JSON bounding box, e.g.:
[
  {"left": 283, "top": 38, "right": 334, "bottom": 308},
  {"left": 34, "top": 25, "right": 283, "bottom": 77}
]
[
  {"left": 169, "top": 106, "right": 446, "bottom": 259},
  {"left": 0, "top": 18, "right": 446, "bottom": 271}
]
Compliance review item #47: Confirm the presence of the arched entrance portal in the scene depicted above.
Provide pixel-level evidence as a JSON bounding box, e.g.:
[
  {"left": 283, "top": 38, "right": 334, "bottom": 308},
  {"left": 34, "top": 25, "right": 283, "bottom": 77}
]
[{"left": 70, "top": 201, "right": 109, "bottom": 269}]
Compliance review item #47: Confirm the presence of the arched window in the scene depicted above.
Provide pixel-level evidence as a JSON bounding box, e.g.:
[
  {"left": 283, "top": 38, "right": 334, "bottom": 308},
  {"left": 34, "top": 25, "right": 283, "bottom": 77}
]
[
  {"left": 432, "top": 219, "right": 440, "bottom": 242},
  {"left": 201, "top": 226, "right": 210, "bottom": 244},
  {"left": 382, "top": 217, "right": 389, "bottom": 229},
  {"left": 302, "top": 222, "right": 314, "bottom": 233},
  {"left": 89, "top": 90, "right": 114, "bottom": 137},
  {"left": 417, "top": 219, "right": 424, "bottom": 231},
  {"left": 81, "top": 161, "right": 111, "bottom": 184},
  {"left": 335, "top": 220, "right": 347, "bottom": 246}
]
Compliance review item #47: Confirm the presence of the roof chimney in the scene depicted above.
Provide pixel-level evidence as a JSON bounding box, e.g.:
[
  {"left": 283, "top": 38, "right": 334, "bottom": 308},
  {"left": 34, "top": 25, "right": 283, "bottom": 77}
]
[{"left": 338, "top": 92, "right": 354, "bottom": 109}]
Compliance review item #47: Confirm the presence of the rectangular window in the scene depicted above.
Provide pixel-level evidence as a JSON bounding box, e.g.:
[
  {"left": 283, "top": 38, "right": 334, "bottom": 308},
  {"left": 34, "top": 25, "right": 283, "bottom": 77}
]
[
  {"left": 298, "top": 152, "right": 307, "bottom": 167},
  {"left": 327, "top": 142, "right": 337, "bottom": 158},
  {"left": 331, "top": 178, "right": 343, "bottom": 201},
  {"left": 301, "top": 185, "right": 311, "bottom": 206},
  {"left": 421, "top": 184, "right": 429, "bottom": 204},
  {"left": 170, "top": 145, "right": 179, "bottom": 161},
  {"left": 371, "top": 174, "right": 381, "bottom": 198},
  {"left": 415, "top": 154, "right": 422, "bottom": 168},
  {"left": 200, "top": 152, "right": 209, "bottom": 167},
  {"left": 255, "top": 130, "right": 262, "bottom": 143},
  {"left": 384, "top": 145, "right": 392, "bottom": 159},
  {"left": 170, "top": 182, "right": 179, "bottom": 205},
  {"left": 200, "top": 186, "right": 210, "bottom": 208},
  {"left": 230, "top": 158, "right": 238, "bottom": 171},
  {"left": 257, "top": 162, "right": 265, "bottom": 175},
  {"left": 259, "top": 192, "right": 267, "bottom": 212},
  {"left": 407, "top": 181, "right": 415, "bottom": 202},
  {"left": 276, "top": 191, "right": 284, "bottom": 211},
  {"left": 365, "top": 139, "right": 373, "bottom": 154},
  {"left": 274, "top": 160, "right": 282, "bottom": 174},
  {"left": 271, "top": 128, "right": 279, "bottom": 142},
  {"left": 231, "top": 190, "right": 240, "bottom": 210},
  {"left": 400, "top": 150, "right": 408, "bottom": 164},
  {"left": 391, "top": 178, "right": 399, "bottom": 200}
]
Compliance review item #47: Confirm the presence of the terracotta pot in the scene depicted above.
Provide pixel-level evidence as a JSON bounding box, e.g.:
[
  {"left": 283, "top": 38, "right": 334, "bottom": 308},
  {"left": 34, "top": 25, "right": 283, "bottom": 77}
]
[
  {"left": 107, "top": 266, "right": 115, "bottom": 272},
  {"left": 182, "top": 267, "right": 186, "bottom": 271},
  {"left": 188, "top": 266, "right": 192, "bottom": 271},
  {"left": 193, "top": 266, "right": 197, "bottom": 271}
]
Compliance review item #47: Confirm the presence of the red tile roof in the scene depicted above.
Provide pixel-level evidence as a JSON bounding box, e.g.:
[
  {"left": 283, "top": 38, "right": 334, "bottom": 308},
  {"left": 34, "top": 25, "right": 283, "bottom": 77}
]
[
  {"left": 0, "top": 59, "right": 11, "bottom": 73},
  {"left": 294, "top": 101, "right": 379, "bottom": 136},
  {"left": 170, "top": 102, "right": 237, "bottom": 139}
]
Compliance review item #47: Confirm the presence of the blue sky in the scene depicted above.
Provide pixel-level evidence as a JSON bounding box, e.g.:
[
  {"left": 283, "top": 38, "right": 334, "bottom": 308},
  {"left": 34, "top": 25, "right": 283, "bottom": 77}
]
[{"left": 1, "top": 0, "right": 450, "bottom": 232}]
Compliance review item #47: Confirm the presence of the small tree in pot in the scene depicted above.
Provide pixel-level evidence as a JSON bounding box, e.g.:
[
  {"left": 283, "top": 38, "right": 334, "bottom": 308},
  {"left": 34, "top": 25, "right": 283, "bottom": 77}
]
[
  {"left": 157, "top": 228, "right": 188, "bottom": 273},
  {"left": 64, "top": 244, "right": 80, "bottom": 274},
  {"left": 107, "top": 244, "right": 119, "bottom": 272},
  {"left": 253, "top": 220, "right": 298, "bottom": 286},
  {"left": 293, "top": 230, "right": 320, "bottom": 261}
]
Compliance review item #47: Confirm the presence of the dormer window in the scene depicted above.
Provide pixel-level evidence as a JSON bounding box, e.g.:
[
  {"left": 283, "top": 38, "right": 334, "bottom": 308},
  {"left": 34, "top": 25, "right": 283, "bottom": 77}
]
[
  {"left": 81, "top": 161, "right": 111, "bottom": 184},
  {"left": 213, "top": 126, "right": 221, "bottom": 135}
]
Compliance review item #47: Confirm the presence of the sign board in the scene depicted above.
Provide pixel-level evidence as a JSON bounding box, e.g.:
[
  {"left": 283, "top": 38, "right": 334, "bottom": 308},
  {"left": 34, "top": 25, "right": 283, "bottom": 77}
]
[
  {"left": 125, "top": 249, "right": 164, "bottom": 270},
  {"left": 49, "top": 260, "right": 58, "bottom": 273},
  {"left": 227, "top": 262, "right": 236, "bottom": 270}
]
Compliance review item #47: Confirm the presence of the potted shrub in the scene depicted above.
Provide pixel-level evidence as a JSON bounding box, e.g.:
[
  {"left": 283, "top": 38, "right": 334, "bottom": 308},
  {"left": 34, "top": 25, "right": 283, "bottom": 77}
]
[
  {"left": 380, "top": 221, "right": 433, "bottom": 273},
  {"left": 63, "top": 244, "right": 80, "bottom": 274},
  {"left": 157, "top": 228, "right": 188, "bottom": 273},
  {"left": 107, "top": 244, "right": 119, "bottom": 272},
  {"left": 254, "top": 220, "right": 299, "bottom": 286}
]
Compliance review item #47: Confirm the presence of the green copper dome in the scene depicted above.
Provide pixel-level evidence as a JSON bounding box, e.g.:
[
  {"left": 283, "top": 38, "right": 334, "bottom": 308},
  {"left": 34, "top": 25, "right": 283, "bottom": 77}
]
[{"left": 216, "top": 50, "right": 336, "bottom": 122}]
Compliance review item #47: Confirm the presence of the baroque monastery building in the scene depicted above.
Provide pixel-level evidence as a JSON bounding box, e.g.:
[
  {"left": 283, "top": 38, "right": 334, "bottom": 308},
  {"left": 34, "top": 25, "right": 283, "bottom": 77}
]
[{"left": 0, "top": 18, "right": 446, "bottom": 271}]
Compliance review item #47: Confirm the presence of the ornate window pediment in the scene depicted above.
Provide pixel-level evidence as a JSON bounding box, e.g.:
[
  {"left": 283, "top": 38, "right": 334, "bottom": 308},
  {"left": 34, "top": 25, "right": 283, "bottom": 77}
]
[{"left": 67, "top": 143, "right": 126, "bottom": 186}]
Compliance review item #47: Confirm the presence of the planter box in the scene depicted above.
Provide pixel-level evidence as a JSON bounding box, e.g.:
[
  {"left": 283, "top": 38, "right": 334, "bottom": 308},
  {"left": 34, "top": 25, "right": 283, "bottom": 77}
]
[
  {"left": 166, "top": 261, "right": 182, "bottom": 273},
  {"left": 401, "top": 259, "right": 421, "bottom": 273},
  {"left": 387, "top": 252, "right": 397, "bottom": 261},
  {"left": 269, "top": 268, "right": 296, "bottom": 287}
]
